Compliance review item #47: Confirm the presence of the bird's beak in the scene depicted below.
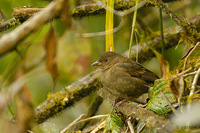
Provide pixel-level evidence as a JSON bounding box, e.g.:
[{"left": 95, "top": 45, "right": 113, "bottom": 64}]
[{"left": 91, "top": 60, "right": 101, "bottom": 66}]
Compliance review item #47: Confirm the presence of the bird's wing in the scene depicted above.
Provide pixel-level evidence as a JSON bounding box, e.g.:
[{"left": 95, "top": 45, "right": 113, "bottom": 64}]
[{"left": 116, "top": 62, "right": 159, "bottom": 83}]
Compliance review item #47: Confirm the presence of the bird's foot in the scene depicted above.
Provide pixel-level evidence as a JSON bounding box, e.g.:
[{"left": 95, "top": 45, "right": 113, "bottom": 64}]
[
  {"left": 116, "top": 96, "right": 133, "bottom": 107},
  {"left": 111, "top": 98, "right": 121, "bottom": 112},
  {"left": 138, "top": 103, "right": 147, "bottom": 108}
]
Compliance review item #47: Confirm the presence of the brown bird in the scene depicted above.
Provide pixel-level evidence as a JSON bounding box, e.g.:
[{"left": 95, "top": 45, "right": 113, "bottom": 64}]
[{"left": 92, "top": 51, "right": 159, "bottom": 100}]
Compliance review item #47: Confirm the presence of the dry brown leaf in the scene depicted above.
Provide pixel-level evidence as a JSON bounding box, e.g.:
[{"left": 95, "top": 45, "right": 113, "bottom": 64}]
[
  {"left": 61, "top": 0, "right": 71, "bottom": 28},
  {"left": 170, "top": 75, "right": 184, "bottom": 103},
  {"left": 44, "top": 28, "right": 59, "bottom": 84},
  {"left": 159, "top": 56, "right": 169, "bottom": 78}
]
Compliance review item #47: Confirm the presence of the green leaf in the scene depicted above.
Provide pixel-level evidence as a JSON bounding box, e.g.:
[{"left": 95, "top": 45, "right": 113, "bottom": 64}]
[
  {"left": 106, "top": 112, "right": 123, "bottom": 133},
  {"left": 137, "top": 121, "right": 154, "bottom": 133},
  {"left": 147, "top": 79, "right": 178, "bottom": 116},
  {"left": 134, "top": 29, "right": 169, "bottom": 78}
]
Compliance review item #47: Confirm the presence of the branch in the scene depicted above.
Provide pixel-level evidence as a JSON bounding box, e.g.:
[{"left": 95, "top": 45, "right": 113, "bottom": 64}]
[
  {"left": 71, "top": 0, "right": 182, "bottom": 18},
  {"left": 73, "top": 95, "right": 103, "bottom": 130},
  {"left": 125, "top": 15, "right": 200, "bottom": 62},
  {"left": 152, "top": 0, "right": 200, "bottom": 43},
  {"left": 0, "top": 0, "right": 181, "bottom": 32},
  {"left": 12, "top": 7, "right": 42, "bottom": 22},
  {"left": 0, "top": 0, "right": 65, "bottom": 56},
  {"left": 34, "top": 15, "right": 200, "bottom": 123},
  {"left": 117, "top": 102, "right": 174, "bottom": 133},
  {"left": 34, "top": 70, "right": 101, "bottom": 123},
  {"left": 0, "top": 18, "right": 20, "bottom": 32},
  {"left": 98, "top": 88, "right": 175, "bottom": 133}
]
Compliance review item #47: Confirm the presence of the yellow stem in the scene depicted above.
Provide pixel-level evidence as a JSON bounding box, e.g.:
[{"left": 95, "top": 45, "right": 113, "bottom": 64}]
[{"left": 105, "top": 0, "right": 114, "bottom": 51}]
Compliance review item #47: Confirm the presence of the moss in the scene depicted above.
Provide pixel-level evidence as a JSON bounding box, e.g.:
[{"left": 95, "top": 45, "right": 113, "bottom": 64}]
[
  {"left": 35, "top": 71, "right": 102, "bottom": 123},
  {"left": 71, "top": 4, "right": 105, "bottom": 18},
  {"left": 71, "top": 0, "right": 144, "bottom": 18}
]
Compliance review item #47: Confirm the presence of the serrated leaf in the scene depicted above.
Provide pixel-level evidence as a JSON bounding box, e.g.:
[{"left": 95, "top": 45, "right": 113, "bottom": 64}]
[
  {"left": 147, "top": 79, "right": 178, "bottom": 116},
  {"left": 137, "top": 121, "right": 153, "bottom": 133},
  {"left": 106, "top": 112, "right": 123, "bottom": 133}
]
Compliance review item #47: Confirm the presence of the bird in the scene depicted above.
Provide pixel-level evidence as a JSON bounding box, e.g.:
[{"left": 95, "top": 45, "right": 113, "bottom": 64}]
[{"left": 92, "top": 51, "right": 159, "bottom": 100}]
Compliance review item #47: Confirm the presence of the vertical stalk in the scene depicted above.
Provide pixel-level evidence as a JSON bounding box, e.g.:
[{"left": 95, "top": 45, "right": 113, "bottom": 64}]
[
  {"left": 128, "top": 0, "right": 138, "bottom": 58},
  {"left": 159, "top": 8, "right": 165, "bottom": 56},
  {"left": 105, "top": 0, "right": 114, "bottom": 51}
]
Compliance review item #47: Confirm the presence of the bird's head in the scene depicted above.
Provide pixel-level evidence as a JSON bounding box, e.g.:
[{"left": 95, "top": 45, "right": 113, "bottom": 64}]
[{"left": 92, "top": 51, "right": 124, "bottom": 70}]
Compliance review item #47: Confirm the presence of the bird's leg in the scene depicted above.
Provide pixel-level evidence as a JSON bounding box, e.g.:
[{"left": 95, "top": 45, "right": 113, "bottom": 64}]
[
  {"left": 116, "top": 96, "right": 133, "bottom": 107},
  {"left": 134, "top": 99, "right": 148, "bottom": 108},
  {"left": 111, "top": 98, "right": 122, "bottom": 112},
  {"left": 133, "top": 99, "right": 146, "bottom": 105},
  {"left": 116, "top": 97, "right": 148, "bottom": 108}
]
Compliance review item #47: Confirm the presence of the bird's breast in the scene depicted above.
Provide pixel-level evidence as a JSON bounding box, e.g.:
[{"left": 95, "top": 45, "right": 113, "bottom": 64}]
[{"left": 100, "top": 66, "right": 149, "bottom": 99}]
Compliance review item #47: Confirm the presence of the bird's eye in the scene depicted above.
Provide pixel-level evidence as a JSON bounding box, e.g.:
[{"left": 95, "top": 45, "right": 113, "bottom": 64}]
[{"left": 105, "top": 59, "right": 108, "bottom": 62}]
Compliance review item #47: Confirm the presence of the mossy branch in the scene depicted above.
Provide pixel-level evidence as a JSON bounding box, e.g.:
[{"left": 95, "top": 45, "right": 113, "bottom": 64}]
[
  {"left": 34, "top": 70, "right": 101, "bottom": 123},
  {"left": 99, "top": 87, "right": 174, "bottom": 132},
  {"left": 71, "top": 0, "right": 182, "bottom": 18},
  {"left": 12, "top": 7, "right": 42, "bottom": 22},
  {"left": 34, "top": 15, "right": 200, "bottom": 124},
  {"left": 151, "top": 0, "right": 200, "bottom": 43},
  {"left": 98, "top": 44, "right": 200, "bottom": 132},
  {"left": 124, "top": 15, "right": 200, "bottom": 62},
  {"left": 0, "top": 18, "right": 20, "bottom": 32}
]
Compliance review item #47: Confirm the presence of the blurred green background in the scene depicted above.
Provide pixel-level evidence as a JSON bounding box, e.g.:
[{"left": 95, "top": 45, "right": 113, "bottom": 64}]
[{"left": 0, "top": 0, "right": 199, "bottom": 131}]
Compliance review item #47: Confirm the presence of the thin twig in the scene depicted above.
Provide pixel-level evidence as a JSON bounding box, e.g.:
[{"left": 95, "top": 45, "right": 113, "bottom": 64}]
[
  {"left": 95, "top": 0, "right": 147, "bottom": 17},
  {"left": 63, "top": 114, "right": 108, "bottom": 133},
  {"left": 73, "top": 95, "right": 103, "bottom": 130},
  {"left": 128, "top": 0, "right": 138, "bottom": 58},
  {"left": 159, "top": 91, "right": 177, "bottom": 115},
  {"left": 75, "top": 16, "right": 126, "bottom": 38},
  {"left": 153, "top": 0, "right": 200, "bottom": 42},
  {"left": 135, "top": 31, "right": 139, "bottom": 62},
  {"left": 175, "top": 67, "right": 192, "bottom": 77},
  {"left": 194, "top": 89, "right": 200, "bottom": 95},
  {"left": 0, "top": 10, "right": 5, "bottom": 21},
  {"left": 60, "top": 114, "right": 85, "bottom": 133},
  {"left": 127, "top": 116, "right": 135, "bottom": 133},
  {"left": 183, "top": 42, "right": 200, "bottom": 70},
  {"left": 187, "top": 67, "right": 200, "bottom": 103},
  {"left": 137, "top": 124, "right": 145, "bottom": 133},
  {"left": 76, "top": 0, "right": 147, "bottom": 38},
  {"left": 182, "top": 70, "right": 198, "bottom": 77},
  {"left": 76, "top": 0, "right": 146, "bottom": 38},
  {"left": 178, "top": 76, "right": 184, "bottom": 108},
  {"left": 159, "top": 8, "right": 165, "bottom": 56},
  {"left": 91, "top": 120, "right": 106, "bottom": 133},
  {"left": 136, "top": 16, "right": 154, "bottom": 36}
]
